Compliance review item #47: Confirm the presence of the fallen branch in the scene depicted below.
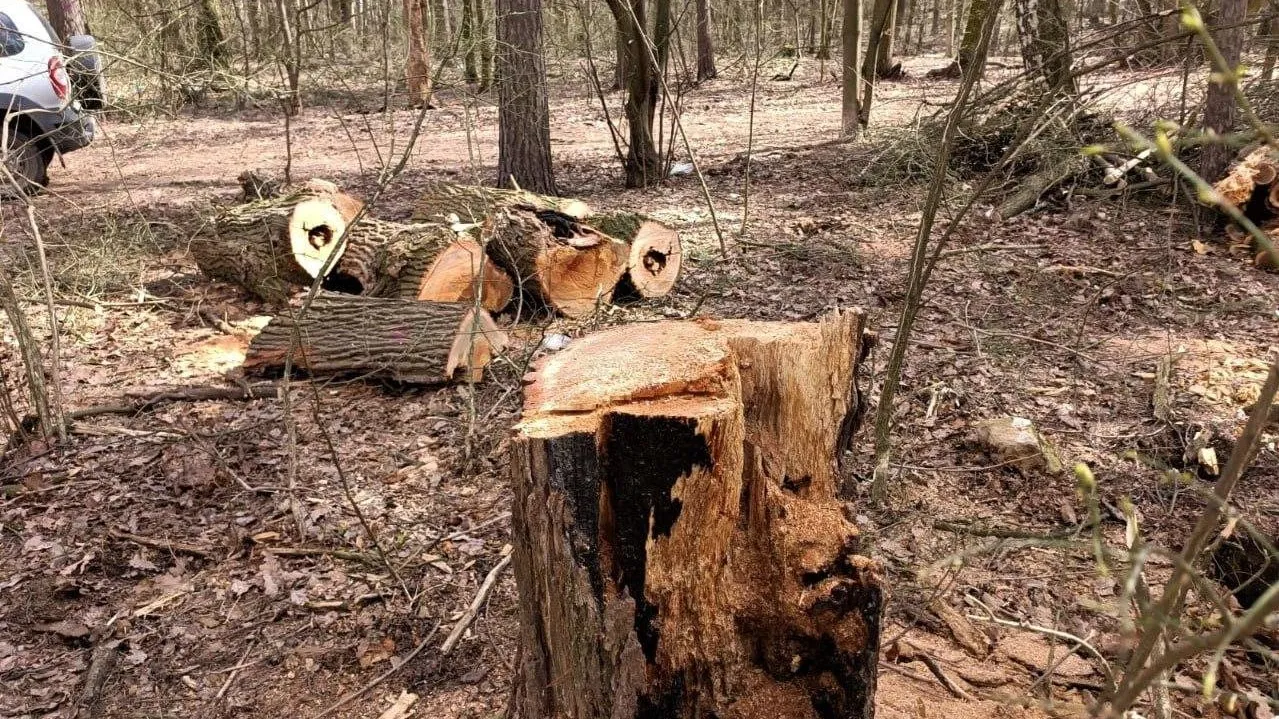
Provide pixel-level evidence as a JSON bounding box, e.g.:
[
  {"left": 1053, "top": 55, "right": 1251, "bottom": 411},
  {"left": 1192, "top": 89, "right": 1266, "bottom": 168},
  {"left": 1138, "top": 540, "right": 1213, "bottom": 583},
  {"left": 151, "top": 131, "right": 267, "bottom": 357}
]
[
  {"left": 74, "top": 640, "right": 120, "bottom": 719},
  {"left": 440, "top": 553, "right": 512, "bottom": 655},
  {"left": 308, "top": 621, "right": 442, "bottom": 719},
  {"left": 107, "top": 529, "right": 215, "bottom": 558},
  {"left": 68, "top": 382, "right": 284, "bottom": 421},
  {"left": 263, "top": 546, "right": 382, "bottom": 566}
]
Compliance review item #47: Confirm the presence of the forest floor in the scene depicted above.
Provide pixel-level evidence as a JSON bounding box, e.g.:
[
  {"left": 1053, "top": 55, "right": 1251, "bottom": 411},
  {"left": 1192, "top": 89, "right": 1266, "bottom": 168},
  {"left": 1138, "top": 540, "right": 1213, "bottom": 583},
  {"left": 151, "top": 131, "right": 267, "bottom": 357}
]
[{"left": 1, "top": 53, "right": 1277, "bottom": 719}]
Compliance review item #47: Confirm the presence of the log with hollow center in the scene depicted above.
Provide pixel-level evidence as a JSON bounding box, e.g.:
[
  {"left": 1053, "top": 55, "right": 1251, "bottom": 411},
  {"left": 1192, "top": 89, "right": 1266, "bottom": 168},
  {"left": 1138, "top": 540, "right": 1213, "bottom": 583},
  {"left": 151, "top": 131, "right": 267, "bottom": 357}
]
[
  {"left": 587, "top": 211, "right": 682, "bottom": 299},
  {"left": 485, "top": 207, "right": 629, "bottom": 318},
  {"left": 510, "top": 311, "right": 881, "bottom": 719},
  {"left": 242, "top": 293, "right": 507, "bottom": 383}
]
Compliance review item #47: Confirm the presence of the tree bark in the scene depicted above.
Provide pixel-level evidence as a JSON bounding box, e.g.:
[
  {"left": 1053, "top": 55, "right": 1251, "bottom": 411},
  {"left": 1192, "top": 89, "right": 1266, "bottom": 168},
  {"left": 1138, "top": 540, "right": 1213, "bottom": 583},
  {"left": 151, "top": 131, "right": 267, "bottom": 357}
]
[
  {"left": 496, "top": 0, "right": 557, "bottom": 194},
  {"left": 196, "top": 0, "right": 229, "bottom": 68},
  {"left": 1199, "top": 0, "right": 1247, "bottom": 183},
  {"left": 462, "top": 0, "right": 479, "bottom": 83},
  {"left": 243, "top": 293, "right": 506, "bottom": 383},
  {"left": 841, "top": 0, "right": 862, "bottom": 137},
  {"left": 399, "top": 238, "right": 515, "bottom": 312},
  {"left": 511, "top": 311, "right": 881, "bottom": 719},
  {"left": 606, "top": 0, "right": 664, "bottom": 187},
  {"left": 1013, "top": 0, "right": 1075, "bottom": 95},
  {"left": 412, "top": 182, "right": 590, "bottom": 224},
  {"left": 478, "top": 0, "right": 494, "bottom": 90},
  {"left": 695, "top": 0, "right": 717, "bottom": 81},
  {"left": 404, "top": 0, "right": 433, "bottom": 104},
  {"left": 44, "top": 0, "right": 87, "bottom": 41}
]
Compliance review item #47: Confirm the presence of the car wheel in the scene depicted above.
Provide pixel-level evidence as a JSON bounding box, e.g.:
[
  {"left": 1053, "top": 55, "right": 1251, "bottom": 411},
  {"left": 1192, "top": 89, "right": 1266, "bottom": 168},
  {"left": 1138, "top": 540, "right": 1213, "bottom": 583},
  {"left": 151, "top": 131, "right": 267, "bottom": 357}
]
[{"left": 2, "top": 128, "right": 49, "bottom": 198}]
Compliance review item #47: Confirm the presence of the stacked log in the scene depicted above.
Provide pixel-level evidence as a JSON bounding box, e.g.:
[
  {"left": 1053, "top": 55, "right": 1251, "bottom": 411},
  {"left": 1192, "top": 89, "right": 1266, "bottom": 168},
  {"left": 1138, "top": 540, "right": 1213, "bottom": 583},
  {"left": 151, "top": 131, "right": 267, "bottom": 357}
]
[
  {"left": 1213, "top": 146, "right": 1279, "bottom": 269},
  {"left": 510, "top": 311, "right": 882, "bottom": 718},
  {"left": 193, "top": 180, "right": 366, "bottom": 304},
  {"left": 412, "top": 181, "right": 591, "bottom": 224},
  {"left": 242, "top": 293, "right": 506, "bottom": 383}
]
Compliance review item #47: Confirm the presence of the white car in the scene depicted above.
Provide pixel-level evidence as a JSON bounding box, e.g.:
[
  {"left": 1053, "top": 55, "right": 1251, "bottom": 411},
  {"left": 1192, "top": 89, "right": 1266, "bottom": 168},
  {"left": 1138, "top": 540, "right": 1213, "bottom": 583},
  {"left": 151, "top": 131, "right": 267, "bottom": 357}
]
[{"left": 0, "top": 0, "right": 101, "bottom": 195}]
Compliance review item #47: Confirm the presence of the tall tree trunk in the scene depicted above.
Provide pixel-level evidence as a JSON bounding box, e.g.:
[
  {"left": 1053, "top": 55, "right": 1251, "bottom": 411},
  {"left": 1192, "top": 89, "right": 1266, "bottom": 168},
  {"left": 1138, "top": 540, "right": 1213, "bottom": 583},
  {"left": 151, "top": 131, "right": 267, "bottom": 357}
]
[
  {"left": 614, "top": 24, "right": 629, "bottom": 89},
  {"left": 896, "top": 0, "right": 912, "bottom": 46},
  {"left": 496, "top": 0, "right": 556, "bottom": 193},
  {"left": 841, "top": 0, "right": 862, "bottom": 137},
  {"left": 817, "top": 0, "right": 832, "bottom": 59},
  {"left": 44, "top": 0, "right": 87, "bottom": 41},
  {"left": 430, "top": 0, "right": 451, "bottom": 46},
  {"left": 696, "top": 0, "right": 717, "bottom": 80},
  {"left": 1262, "top": 17, "right": 1278, "bottom": 80},
  {"left": 1199, "top": 0, "right": 1246, "bottom": 182},
  {"left": 874, "top": 0, "right": 900, "bottom": 77},
  {"left": 606, "top": 0, "right": 663, "bottom": 187},
  {"left": 462, "top": 0, "right": 479, "bottom": 82},
  {"left": 196, "top": 0, "right": 229, "bottom": 69},
  {"left": 859, "top": 0, "right": 892, "bottom": 122},
  {"left": 957, "top": 0, "right": 990, "bottom": 70},
  {"left": 404, "top": 0, "right": 433, "bottom": 104},
  {"left": 1013, "top": 0, "right": 1075, "bottom": 95},
  {"left": 931, "top": 0, "right": 940, "bottom": 37},
  {"left": 478, "top": 0, "right": 494, "bottom": 90}
]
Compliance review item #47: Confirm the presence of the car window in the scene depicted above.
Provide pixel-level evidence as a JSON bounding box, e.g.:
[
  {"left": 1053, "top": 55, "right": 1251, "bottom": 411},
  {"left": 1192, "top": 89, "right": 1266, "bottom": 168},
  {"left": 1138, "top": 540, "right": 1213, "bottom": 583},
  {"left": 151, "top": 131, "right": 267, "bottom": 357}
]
[{"left": 0, "top": 13, "right": 25, "bottom": 57}]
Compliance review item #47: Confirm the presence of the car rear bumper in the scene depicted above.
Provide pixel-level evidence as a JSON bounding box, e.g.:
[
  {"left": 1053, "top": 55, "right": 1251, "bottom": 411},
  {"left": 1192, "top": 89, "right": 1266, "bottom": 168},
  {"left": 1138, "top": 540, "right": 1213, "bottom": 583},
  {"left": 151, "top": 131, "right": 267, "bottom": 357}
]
[{"left": 42, "top": 104, "right": 95, "bottom": 154}]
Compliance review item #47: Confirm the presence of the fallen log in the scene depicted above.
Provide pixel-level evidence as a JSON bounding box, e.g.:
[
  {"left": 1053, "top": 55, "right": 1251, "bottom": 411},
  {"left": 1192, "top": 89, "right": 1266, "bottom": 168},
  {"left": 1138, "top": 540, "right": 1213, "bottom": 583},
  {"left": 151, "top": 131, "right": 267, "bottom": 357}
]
[
  {"left": 194, "top": 182, "right": 365, "bottom": 303},
  {"left": 1213, "top": 146, "right": 1279, "bottom": 210},
  {"left": 412, "top": 182, "right": 590, "bottom": 224},
  {"left": 398, "top": 238, "right": 514, "bottom": 312},
  {"left": 243, "top": 293, "right": 507, "bottom": 383},
  {"left": 485, "top": 207, "right": 628, "bottom": 318},
  {"left": 328, "top": 219, "right": 456, "bottom": 296},
  {"left": 586, "top": 212, "right": 682, "bottom": 298},
  {"left": 511, "top": 311, "right": 881, "bottom": 719}
]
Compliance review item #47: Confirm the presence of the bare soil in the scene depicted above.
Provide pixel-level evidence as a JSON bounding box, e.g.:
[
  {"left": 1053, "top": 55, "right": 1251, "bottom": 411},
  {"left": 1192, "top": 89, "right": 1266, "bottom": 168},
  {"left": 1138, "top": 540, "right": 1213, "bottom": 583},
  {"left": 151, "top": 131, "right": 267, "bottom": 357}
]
[{"left": 1, "top": 54, "right": 1276, "bottom": 719}]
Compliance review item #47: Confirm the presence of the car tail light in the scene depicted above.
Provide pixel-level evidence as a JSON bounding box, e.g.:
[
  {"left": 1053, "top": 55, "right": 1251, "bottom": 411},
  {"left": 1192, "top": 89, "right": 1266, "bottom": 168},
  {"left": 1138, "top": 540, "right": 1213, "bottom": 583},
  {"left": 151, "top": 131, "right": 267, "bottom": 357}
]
[{"left": 47, "top": 57, "right": 69, "bottom": 100}]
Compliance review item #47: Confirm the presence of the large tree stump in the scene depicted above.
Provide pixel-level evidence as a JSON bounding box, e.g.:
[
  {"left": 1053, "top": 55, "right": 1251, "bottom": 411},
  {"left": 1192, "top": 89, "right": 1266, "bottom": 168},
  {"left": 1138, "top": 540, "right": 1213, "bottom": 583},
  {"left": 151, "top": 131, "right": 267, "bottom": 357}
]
[
  {"left": 243, "top": 293, "right": 507, "bottom": 383},
  {"left": 587, "top": 211, "right": 682, "bottom": 298},
  {"left": 510, "top": 311, "right": 882, "bottom": 719},
  {"left": 485, "top": 207, "right": 628, "bottom": 318},
  {"left": 412, "top": 182, "right": 591, "bottom": 224},
  {"left": 193, "top": 181, "right": 364, "bottom": 304}
]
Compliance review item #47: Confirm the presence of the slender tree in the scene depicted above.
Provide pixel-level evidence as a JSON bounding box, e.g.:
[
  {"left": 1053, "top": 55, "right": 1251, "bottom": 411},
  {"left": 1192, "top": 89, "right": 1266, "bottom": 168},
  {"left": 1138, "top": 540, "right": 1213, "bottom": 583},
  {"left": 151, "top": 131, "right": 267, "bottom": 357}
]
[
  {"left": 1198, "top": 0, "right": 1246, "bottom": 182},
  {"left": 478, "top": 0, "right": 494, "bottom": 90},
  {"left": 404, "top": 0, "right": 433, "bottom": 104},
  {"left": 196, "top": 0, "right": 229, "bottom": 69},
  {"left": 44, "top": 0, "right": 87, "bottom": 41},
  {"left": 1013, "top": 0, "right": 1075, "bottom": 95},
  {"left": 605, "top": 0, "right": 666, "bottom": 187},
  {"left": 496, "top": 0, "right": 555, "bottom": 193},
  {"left": 696, "top": 0, "right": 717, "bottom": 81},
  {"left": 462, "top": 0, "right": 479, "bottom": 83},
  {"left": 841, "top": 0, "right": 862, "bottom": 137}
]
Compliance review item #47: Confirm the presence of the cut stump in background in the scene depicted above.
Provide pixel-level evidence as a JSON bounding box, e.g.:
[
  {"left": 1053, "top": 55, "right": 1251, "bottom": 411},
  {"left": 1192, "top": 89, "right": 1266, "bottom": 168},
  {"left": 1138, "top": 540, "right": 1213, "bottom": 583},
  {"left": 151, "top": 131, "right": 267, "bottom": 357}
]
[
  {"left": 510, "top": 310, "right": 881, "bottom": 719},
  {"left": 242, "top": 293, "right": 506, "bottom": 383}
]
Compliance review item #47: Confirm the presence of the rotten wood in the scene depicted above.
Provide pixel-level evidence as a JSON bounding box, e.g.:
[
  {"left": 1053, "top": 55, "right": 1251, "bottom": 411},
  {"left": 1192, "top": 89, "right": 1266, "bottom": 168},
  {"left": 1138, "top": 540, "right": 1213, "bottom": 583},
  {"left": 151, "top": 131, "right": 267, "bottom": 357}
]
[{"left": 511, "top": 311, "right": 881, "bottom": 718}]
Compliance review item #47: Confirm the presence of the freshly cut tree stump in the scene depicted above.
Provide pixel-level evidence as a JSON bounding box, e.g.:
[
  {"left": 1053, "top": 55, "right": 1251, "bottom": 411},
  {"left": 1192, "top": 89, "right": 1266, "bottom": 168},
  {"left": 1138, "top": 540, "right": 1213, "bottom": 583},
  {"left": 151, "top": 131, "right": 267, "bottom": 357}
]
[
  {"left": 412, "top": 182, "right": 591, "bottom": 224},
  {"left": 398, "top": 238, "right": 515, "bottom": 312},
  {"left": 243, "top": 293, "right": 507, "bottom": 383},
  {"left": 194, "top": 181, "right": 365, "bottom": 303},
  {"left": 486, "top": 207, "right": 628, "bottom": 318},
  {"left": 587, "top": 211, "right": 682, "bottom": 298},
  {"left": 511, "top": 311, "right": 881, "bottom": 719}
]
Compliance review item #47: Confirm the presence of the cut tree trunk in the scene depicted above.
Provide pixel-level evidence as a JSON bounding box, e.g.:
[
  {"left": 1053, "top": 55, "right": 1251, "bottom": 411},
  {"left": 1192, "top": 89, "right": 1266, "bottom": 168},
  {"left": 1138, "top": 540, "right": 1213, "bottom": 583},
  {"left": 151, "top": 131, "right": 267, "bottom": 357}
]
[
  {"left": 329, "top": 219, "right": 457, "bottom": 296},
  {"left": 413, "top": 182, "right": 590, "bottom": 224},
  {"left": 586, "top": 212, "right": 682, "bottom": 298},
  {"left": 399, "top": 237, "right": 515, "bottom": 312},
  {"left": 510, "top": 311, "right": 881, "bottom": 719},
  {"left": 193, "top": 182, "right": 365, "bottom": 304},
  {"left": 485, "top": 207, "right": 628, "bottom": 318},
  {"left": 243, "top": 293, "right": 507, "bottom": 383}
]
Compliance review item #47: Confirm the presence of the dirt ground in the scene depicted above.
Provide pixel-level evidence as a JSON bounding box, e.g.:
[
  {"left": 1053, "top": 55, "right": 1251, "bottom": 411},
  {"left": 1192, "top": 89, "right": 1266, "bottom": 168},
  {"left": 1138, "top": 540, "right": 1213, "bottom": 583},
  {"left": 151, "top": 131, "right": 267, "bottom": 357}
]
[{"left": 1, "top": 53, "right": 1277, "bottom": 719}]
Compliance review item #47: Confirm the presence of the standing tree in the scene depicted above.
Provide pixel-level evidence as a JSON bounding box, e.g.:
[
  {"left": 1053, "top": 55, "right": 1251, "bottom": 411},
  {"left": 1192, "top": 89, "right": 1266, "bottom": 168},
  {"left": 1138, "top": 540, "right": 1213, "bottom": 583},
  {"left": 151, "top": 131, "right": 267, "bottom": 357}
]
[
  {"left": 195, "top": 0, "right": 229, "bottom": 70},
  {"left": 1013, "top": 0, "right": 1075, "bottom": 95},
  {"left": 462, "top": 0, "right": 479, "bottom": 83},
  {"left": 1198, "top": 0, "right": 1247, "bottom": 182},
  {"left": 604, "top": 0, "right": 669, "bottom": 187},
  {"left": 496, "top": 0, "right": 556, "bottom": 193},
  {"left": 928, "top": 0, "right": 991, "bottom": 78},
  {"left": 44, "top": 0, "right": 87, "bottom": 41},
  {"left": 695, "top": 0, "right": 716, "bottom": 81},
  {"left": 841, "top": 0, "right": 862, "bottom": 137},
  {"left": 863, "top": 0, "right": 902, "bottom": 81},
  {"left": 404, "top": 0, "right": 433, "bottom": 104}
]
